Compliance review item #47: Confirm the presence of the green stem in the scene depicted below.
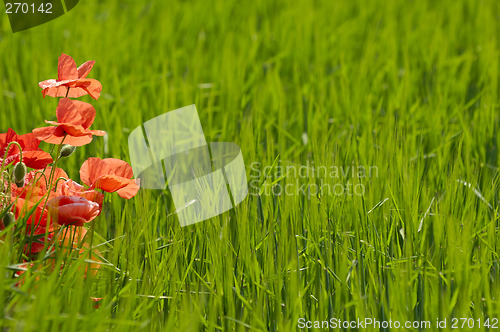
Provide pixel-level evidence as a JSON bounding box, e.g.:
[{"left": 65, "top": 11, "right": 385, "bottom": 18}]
[
  {"left": 0, "top": 141, "right": 24, "bottom": 174},
  {"left": 29, "top": 135, "right": 67, "bottom": 256}
]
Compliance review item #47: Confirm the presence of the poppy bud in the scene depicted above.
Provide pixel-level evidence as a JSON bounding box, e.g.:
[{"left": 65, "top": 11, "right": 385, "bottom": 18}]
[
  {"left": 60, "top": 144, "right": 76, "bottom": 158},
  {"left": 13, "top": 161, "right": 26, "bottom": 183},
  {"left": 2, "top": 212, "right": 15, "bottom": 227}
]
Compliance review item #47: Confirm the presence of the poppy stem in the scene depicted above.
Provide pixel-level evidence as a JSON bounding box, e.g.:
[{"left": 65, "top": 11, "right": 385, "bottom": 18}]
[
  {"left": 47, "top": 135, "right": 67, "bottom": 192},
  {"left": 12, "top": 169, "right": 50, "bottom": 260},
  {"left": 34, "top": 135, "right": 67, "bottom": 232},
  {"left": 0, "top": 141, "right": 23, "bottom": 174}
]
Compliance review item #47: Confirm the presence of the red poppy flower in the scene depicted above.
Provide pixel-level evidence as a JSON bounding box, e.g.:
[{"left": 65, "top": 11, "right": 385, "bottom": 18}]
[
  {"left": 58, "top": 179, "right": 104, "bottom": 209},
  {"left": 24, "top": 223, "right": 55, "bottom": 255},
  {"left": 90, "top": 297, "right": 102, "bottom": 309},
  {"left": 12, "top": 196, "right": 53, "bottom": 255},
  {"left": 80, "top": 157, "right": 139, "bottom": 199},
  {"left": 47, "top": 196, "right": 100, "bottom": 227},
  {"left": 17, "top": 227, "right": 100, "bottom": 279},
  {"left": 39, "top": 53, "right": 102, "bottom": 100},
  {"left": 12, "top": 167, "right": 69, "bottom": 200},
  {"left": 32, "top": 98, "right": 105, "bottom": 146},
  {"left": 11, "top": 167, "right": 69, "bottom": 227},
  {"left": 58, "top": 227, "right": 101, "bottom": 277},
  {"left": 13, "top": 197, "right": 49, "bottom": 227},
  {"left": 14, "top": 262, "right": 34, "bottom": 280},
  {"left": 0, "top": 129, "right": 52, "bottom": 169},
  {"left": 25, "top": 167, "right": 69, "bottom": 189}
]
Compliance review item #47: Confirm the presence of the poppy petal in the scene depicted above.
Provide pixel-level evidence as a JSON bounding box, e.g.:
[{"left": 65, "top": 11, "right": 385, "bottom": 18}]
[
  {"left": 77, "top": 60, "right": 95, "bottom": 78},
  {"left": 58, "top": 54, "right": 78, "bottom": 81},
  {"left": 59, "top": 135, "right": 94, "bottom": 147},
  {"left": 57, "top": 123, "right": 89, "bottom": 137},
  {"left": 39, "top": 79, "right": 57, "bottom": 89},
  {"left": 34, "top": 128, "right": 93, "bottom": 146},
  {"left": 89, "top": 130, "right": 106, "bottom": 136},
  {"left": 42, "top": 85, "right": 86, "bottom": 98},
  {"left": 13, "top": 197, "right": 48, "bottom": 227},
  {"left": 77, "top": 79, "right": 102, "bottom": 100},
  {"left": 56, "top": 98, "right": 96, "bottom": 128},
  {"left": 91, "top": 175, "right": 129, "bottom": 193},
  {"left": 80, "top": 157, "right": 107, "bottom": 186},
  {"left": 104, "top": 158, "right": 134, "bottom": 178},
  {"left": 116, "top": 180, "right": 140, "bottom": 199},
  {"left": 80, "top": 158, "right": 138, "bottom": 198},
  {"left": 48, "top": 196, "right": 100, "bottom": 226},
  {"left": 59, "top": 180, "right": 104, "bottom": 209},
  {"left": 21, "top": 150, "right": 53, "bottom": 169},
  {"left": 0, "top": 128, "right": 19, "bottom": 154},
  {"left": 18, "top": 167, "right": 69, "bottom": 193},
  {"left": 39, "top": 78, "right": 77, "bottom": 90},
  {"left": 80, "top": 158, "right": 134, "bottom": 185},
  {"left": 16, "top": 132, "right": 42, "bottom": 151},
  {"left": 32, "top": 127, "right": 57, "bottom": 141},
  {"left": 0, "top": 129, "right": 51, "bottom": 169}
]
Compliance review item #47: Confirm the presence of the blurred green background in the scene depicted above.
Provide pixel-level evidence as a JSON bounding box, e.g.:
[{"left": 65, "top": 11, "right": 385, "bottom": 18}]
[{"left": 1, "top": 0, "right": 500, "bottom": 331}]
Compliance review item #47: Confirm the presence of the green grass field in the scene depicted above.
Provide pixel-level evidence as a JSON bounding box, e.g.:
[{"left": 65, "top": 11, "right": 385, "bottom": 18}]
[{"left": 1, "top": 0, "right": 500, "bottom": 330}]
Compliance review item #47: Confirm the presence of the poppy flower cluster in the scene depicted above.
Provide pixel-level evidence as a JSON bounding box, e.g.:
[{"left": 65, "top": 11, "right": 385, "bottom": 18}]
[{"left": 0, "top": 54, "right": 138, "bottom": 279}]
